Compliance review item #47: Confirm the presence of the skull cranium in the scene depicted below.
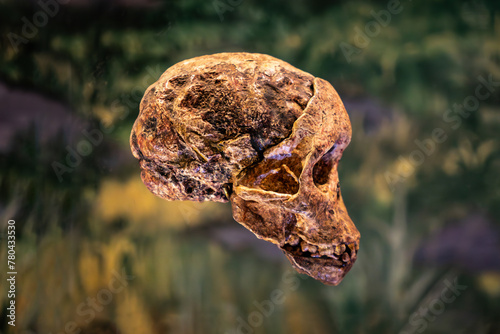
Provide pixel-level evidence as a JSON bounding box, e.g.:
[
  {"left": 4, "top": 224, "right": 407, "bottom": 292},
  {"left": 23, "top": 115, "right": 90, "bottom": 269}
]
[{"left": 130, "top": 52, "right": 360, "bottom": 285}]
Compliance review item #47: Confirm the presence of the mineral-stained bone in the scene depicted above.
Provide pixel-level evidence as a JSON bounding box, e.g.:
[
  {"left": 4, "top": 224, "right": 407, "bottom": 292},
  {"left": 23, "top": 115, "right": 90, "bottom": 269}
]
[{"left": 130, "top": 52, "right": 360, "bottom": 285}]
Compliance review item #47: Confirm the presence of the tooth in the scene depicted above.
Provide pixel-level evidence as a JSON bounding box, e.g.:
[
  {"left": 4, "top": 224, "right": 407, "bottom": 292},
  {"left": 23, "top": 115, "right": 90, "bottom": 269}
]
[
  {"left": 300, "top": 241, "right": 307, "bottom": 252},
  {"left": 334, "top": 244, "right": 346, "bottom": 256},
  {"left": 301, "top": 242, "right": 317, "bottom": 254},
  {"left": 341, "top": 252, "right": 350, "bottom": 262},
  {"left": 287, "top": 234, "right": 300, "bottom": 246},
  {"left": 319, "top": 247, "right": 334, "bottom": 257}
]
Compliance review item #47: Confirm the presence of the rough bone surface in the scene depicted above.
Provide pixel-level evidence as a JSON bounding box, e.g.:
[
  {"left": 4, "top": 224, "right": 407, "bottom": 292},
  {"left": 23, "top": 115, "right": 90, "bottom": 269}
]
[{"left": 130, "top": 52, "right": 360, "bottom": 285}]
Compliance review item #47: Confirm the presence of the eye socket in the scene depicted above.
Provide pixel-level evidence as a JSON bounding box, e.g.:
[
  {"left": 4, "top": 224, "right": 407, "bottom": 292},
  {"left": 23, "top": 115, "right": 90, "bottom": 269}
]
[
  {"left": 239, "top": 154, "right": 303, "bottom": 195},
  {"left": 258, "top": 165, "right": 300, "bottom": 194},
  {"left": 312, "top": 143, "right": 339, "bottom": 187}
]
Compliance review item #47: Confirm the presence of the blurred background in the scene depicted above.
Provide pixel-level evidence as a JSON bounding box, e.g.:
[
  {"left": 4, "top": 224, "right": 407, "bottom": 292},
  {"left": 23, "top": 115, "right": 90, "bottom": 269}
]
[{"left": 1, "top": 0, "right": 500, "bottom": 333}]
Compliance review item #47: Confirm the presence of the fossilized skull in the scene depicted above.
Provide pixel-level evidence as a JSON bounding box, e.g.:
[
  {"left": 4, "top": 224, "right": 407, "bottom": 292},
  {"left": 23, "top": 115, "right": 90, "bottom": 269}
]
[{"left": 130, "top": 52, "right": 360, "bottom": 285}]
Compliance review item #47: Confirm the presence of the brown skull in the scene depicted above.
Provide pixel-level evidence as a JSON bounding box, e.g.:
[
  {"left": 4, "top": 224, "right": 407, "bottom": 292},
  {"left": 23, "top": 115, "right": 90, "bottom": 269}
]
[{"left": 130, "top": 52, "right": 360, "bottom": 285}]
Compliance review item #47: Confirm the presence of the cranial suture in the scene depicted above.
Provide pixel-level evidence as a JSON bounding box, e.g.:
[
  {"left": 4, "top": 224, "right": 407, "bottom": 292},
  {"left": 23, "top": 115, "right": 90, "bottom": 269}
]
[{"left": 130, "top": 52, "right": 360, "bottom": 285}]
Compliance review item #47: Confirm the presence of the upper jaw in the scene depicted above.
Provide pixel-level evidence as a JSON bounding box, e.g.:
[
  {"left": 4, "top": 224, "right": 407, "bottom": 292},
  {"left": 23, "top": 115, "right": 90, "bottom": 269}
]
[{"left": 280, "top": 232, "right": 358, "bottom": 285}]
